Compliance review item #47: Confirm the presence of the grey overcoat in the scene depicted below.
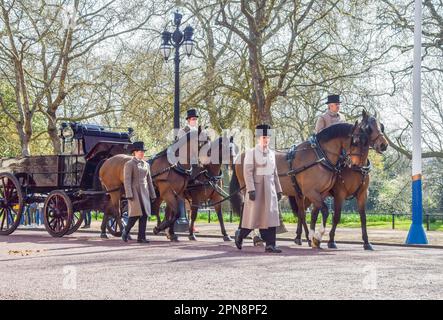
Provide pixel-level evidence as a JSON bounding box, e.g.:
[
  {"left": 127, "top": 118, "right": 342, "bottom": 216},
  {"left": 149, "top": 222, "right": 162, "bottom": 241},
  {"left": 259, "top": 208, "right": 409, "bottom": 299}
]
[{"left": 123, "top": 157, "right": 156, "bottom": 217}]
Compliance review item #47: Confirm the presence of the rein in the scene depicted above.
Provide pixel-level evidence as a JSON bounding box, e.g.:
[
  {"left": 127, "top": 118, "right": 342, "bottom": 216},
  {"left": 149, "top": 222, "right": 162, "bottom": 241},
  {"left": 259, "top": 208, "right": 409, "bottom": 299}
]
[
  {"left": 337, "top": 159, "right": 372, "bottom": 200},
  {"left": 188, "top": 185, "right": 246, "bottom": 209}
]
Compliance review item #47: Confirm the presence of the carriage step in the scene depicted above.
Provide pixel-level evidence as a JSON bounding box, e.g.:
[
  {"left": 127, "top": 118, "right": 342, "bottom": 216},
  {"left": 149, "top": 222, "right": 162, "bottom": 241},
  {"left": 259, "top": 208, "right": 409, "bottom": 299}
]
[{"left": 74, "top": 190, "right": 108, "bottom": 196}]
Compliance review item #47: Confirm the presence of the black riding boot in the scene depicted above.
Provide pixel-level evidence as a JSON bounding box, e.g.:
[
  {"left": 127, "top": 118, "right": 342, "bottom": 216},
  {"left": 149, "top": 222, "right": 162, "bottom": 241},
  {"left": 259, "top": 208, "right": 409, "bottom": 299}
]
[
  {"left": 235, "top": 228, "right": 252, "bottom": 250},
  {"left": 137, "top": 212, "right": 149, "bottom": 243},
  {"left": 123, "top": 217, "right": 137, "bottom": 242},
  {"left": 261, "top": 227, "right": 281, "bottom": 253}
]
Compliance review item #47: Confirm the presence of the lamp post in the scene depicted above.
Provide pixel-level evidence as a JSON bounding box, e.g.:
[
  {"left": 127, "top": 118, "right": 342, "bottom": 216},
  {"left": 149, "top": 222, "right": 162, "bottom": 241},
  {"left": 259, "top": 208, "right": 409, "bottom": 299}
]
[
  {"left": 160, "top": 11, "right": 194, "bottom": 132},
  {"left": 160, "top": 11, "right": 194, "bottom": 232}
]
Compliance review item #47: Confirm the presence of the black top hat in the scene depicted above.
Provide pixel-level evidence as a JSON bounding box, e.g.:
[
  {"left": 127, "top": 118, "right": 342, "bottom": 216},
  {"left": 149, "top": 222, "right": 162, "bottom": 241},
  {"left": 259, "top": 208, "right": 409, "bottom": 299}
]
[
  {"left": 131, "top": 141, "right": 147, "bottom": 152},
  {"left": 255, "top": 124, "right": 272, "bottom": 137},
  {"left": 186, "top": 109, "right": 199, "bottom": 120},
  {"left": 326, "top": 94, "right": 341, "bottom": 104}
]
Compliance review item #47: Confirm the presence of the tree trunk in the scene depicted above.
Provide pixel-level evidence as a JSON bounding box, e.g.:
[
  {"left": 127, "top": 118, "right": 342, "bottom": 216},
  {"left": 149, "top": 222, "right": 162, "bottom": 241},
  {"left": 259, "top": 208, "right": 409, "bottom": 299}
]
[
  {"left": 47, "top": 112, "right": 61, "bottom": 154},
  {"left": 16, "top": 123, "right": 31, "bottom": 157}
]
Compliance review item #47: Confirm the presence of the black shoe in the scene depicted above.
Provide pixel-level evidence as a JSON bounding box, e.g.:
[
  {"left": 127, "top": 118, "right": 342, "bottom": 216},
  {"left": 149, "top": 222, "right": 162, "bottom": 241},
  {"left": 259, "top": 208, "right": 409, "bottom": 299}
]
[
  {"left": 81, "top": 224, "right": 90, "bottom": 229},
  {"left": 122, "top": 230, "right": 129, "bottom": 242},
  {"left": 234, "top": 229, "right": 243, "bottom": 250},
  {"left": 265, "top": 245, "right": 282, "bottom": 253},
  {"left": 137, "top": 238, "right": 149, "bottom": 244}
]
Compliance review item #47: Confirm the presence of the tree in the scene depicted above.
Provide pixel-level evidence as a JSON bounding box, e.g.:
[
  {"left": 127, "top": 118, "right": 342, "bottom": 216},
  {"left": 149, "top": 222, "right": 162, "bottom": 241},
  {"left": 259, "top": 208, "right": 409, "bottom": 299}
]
[{"left": 0, "top": 0, "right": 161, "bottom": 155}]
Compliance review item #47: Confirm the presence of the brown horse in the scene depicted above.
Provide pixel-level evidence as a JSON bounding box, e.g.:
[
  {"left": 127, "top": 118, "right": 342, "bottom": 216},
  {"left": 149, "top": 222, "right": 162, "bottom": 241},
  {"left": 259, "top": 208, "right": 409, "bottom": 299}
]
[
  {"left": 185, "top": 136, "right": 238, "bottom": 241},
  {"left": 229, "top": 117, "right": 367, "bottom": 243},
  {"left": 308, "top": 114, "right": 389, "bottom": 250},
  {"left": 153, "top": 135, "right": 238, "bottom": 241},
  {"left": 98, "top": 129, "right": 208, "bottom": 239}
]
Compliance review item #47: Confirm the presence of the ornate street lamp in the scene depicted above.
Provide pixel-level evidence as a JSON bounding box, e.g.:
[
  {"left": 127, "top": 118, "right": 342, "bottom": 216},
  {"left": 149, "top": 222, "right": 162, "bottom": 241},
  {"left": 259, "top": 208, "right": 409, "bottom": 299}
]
[
  {"left": 160, "top": 11, "right": 195, "bottom": 232},
  {"left": 160, "top": 11, "right": 194, "bottom": 131}
]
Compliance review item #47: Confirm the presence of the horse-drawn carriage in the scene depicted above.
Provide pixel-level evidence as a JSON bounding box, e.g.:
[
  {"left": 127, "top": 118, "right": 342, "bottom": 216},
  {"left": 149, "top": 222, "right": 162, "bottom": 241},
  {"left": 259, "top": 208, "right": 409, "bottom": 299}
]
[{"left": 0, "top": 122, "right": 133, "bottom": 237}]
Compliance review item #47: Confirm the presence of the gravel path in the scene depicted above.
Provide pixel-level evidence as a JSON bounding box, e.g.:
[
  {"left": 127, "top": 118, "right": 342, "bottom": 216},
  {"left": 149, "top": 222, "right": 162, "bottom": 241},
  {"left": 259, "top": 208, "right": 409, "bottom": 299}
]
[{"left": 1, "top": 230, "right": 442, "bottom": 300}]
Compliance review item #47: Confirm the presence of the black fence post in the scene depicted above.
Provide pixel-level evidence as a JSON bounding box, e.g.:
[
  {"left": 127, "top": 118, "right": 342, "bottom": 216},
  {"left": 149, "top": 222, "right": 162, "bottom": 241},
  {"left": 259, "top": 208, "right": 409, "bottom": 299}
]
[
  {"left": 208, "top": 209, "right": 211, "bottom": 223},
  {"left": 426, "top": 214, "right": 430, "bottom": 231},
  {"left": 392, "top": 213, "right": 395, "bottom": 230},
  {"left": 230, "top": 209, "right": 233, "bottom": 223}
]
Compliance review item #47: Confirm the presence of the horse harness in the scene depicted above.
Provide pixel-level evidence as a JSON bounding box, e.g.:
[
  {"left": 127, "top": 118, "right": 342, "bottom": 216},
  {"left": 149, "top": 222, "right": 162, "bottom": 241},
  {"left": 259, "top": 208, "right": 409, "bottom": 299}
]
[
  {"left": 283, "top": 134, "right": 345, "bottom": 198},
  {"left": 148, "top": 149, "right": 194, "bottom": 180},
  {"left": 337, "top": 160, "right": 372, "bottom": 200}
]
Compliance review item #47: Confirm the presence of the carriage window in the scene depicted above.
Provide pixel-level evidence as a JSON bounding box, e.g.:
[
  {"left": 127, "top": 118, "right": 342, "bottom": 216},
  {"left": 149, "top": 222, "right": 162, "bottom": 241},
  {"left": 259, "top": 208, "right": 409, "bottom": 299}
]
[
  {"left": 73, "top": 139, "right": 84, "bottom": 155},
  {"left": 62, "top": 138, "right": 74, "bottom": 155},
  {"left": 62, "top": 138, "right": 84, "bottom": 155}
]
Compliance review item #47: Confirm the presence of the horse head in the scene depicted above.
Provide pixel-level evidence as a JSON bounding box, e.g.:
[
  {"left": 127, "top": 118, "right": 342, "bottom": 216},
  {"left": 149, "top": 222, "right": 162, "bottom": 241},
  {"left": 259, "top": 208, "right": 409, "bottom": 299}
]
[
  {"left": 201, "top": 134, "right": 238, "bottom": 169},
  {"left": 349, "top": 111, "right": 388, "bottom": 152}
]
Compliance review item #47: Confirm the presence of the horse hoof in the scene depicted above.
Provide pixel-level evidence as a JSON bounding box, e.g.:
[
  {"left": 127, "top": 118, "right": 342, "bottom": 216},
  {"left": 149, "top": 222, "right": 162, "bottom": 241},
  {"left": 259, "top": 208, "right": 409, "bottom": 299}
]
[
  {"left": 253, "top": 236, "right": 264, "bottom": 247},
  {"left": 100, "top": 233, "right": 108, "bottom": 239},
  {"left": 364, "top": 243, "right": 374, "bottom": 251},
  {"left": 307, "top": 240, "right": 312, "bottom": 247},
  {"left": 223, "top": 235, "right": 232, "bottom": 242},
  {"left": 170, "top": 235, "right": 179, "bottom": 242},
  {"left": 188, "top": 234, "right": 197, "bottom": 241},
  {"left": 327, "top": 241, "right": 338, "bottom": 249},
  {"left": 311, "top": 238, "right": 321, "bottom": 248},
  {"left": 153, "top": 227, "right": 159, "bottom": 235},
  {"left": 294, "top": 238, "right": 302, "bottom": 246}
]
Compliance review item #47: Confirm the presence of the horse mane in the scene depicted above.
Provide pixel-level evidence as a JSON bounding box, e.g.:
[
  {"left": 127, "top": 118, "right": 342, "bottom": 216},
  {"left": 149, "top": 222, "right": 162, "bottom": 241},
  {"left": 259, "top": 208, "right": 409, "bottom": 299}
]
[{"left": 316, "top": 123, "right": 354, "bottom": 142}]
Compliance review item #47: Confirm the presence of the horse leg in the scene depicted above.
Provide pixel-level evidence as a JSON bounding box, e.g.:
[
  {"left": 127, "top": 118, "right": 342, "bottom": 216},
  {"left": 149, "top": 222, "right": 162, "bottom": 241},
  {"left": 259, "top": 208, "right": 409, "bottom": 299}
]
[
  {"left": 305, "top": 192, "right": 327, "bottom": 249},
  {"left": 302, "top": 218, "right": 311, "bottom": 247},
  {"left": 357, "top": 191, "right": 373, "bottom": 250},
  {"left": 213, "top": 196, "right": 231, "bottom": 241},
  {"left": 150, "top": 196, "right": 162, "bottom": 228},
  {"left": 100, "top": 214, "right": 109, "bottom": 239},
  {"left": 153, "top": 192, "right": 176, "bottom": 233},
  {"left": 290, "top": 196, "right": 303, "bottom": 245},
  {"left": 309, "top": 206, "right": 320, "bottom": 247},
  {"left": 188, "top": 203, "right": 198, "bottom": 241},
  {"left": 294, "top": 218, "right": 303, "bottom": 245},
  {"left": 153, "top": 191, "right": 181, "bottom": 242},
  {"left": 164, "top": 206, "right": 178, "bottom": 242},
  {"left": 100, "top": 192, "right": 120, "bottom": 239},
  {"left": 317, "top": 202, "right": 329, "bottom": 248},
  {"left": 328, "top": 196, "right": 343, "bottom": 249}
]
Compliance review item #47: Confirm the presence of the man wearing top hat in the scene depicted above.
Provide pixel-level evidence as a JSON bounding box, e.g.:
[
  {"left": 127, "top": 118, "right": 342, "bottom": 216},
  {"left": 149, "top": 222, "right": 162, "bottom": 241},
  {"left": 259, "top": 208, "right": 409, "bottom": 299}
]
[
  {"left": 177, "top": 108, "right": 199, "bottom": 139},
  {"left": 315, "top": 94, "right": 345, "bottom": 133},
  {"left": 122, "top": 141, "right": 156, "bottom": 243},
  {"left": 235, "top": 124, "right": 283, "bottom": 253}
]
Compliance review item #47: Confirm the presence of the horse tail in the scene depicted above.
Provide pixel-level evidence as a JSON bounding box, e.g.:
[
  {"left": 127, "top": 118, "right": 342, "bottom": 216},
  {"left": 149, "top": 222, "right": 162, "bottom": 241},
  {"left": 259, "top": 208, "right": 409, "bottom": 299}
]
[
  {"left": 229, "top": 167, "right": 243, "bottom": 216},
  {"left": 93, "top": 159, "right": 107, "bottom": 191},
  {"left": 288, "top": 196, "right": 299, "bottom": 216}
]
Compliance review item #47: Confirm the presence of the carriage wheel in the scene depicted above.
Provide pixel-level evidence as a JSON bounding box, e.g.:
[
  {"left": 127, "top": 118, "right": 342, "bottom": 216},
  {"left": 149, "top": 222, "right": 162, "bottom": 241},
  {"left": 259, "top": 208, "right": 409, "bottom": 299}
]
[
  {"left": 65, "top": 210, "right": 85, "bottom": 236},
  {"left": 0, "top": 173, "right": 24, "bottom": 235},
  {"left": 43, "top": 190, "right": 73, "bottom": 237},
  {"left": 106, "top": 201, "right": 128, "bottom": 237}
]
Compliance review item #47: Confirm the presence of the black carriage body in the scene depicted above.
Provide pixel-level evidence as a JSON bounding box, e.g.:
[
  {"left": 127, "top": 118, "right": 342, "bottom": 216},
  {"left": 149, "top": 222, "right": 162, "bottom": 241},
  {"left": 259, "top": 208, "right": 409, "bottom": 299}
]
[
  {"left": 0, "top": 123, "right": 134, "bottom": 237},
  {"left": 0, "top": 123, "right": 133, "bottom": 200}
]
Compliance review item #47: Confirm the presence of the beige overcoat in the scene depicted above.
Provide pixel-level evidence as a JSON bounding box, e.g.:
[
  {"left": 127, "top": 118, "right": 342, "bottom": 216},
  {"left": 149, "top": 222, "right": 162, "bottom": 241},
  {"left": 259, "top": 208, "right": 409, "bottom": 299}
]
[
  {"left": 314, "top": 110, "right": 345, "bottom": 133},
  {"left": 242, "top": 145, "right": 282, "bottom": 229},
  {"left": 123, "top": 157, "right": 156, "bottom": 217}
]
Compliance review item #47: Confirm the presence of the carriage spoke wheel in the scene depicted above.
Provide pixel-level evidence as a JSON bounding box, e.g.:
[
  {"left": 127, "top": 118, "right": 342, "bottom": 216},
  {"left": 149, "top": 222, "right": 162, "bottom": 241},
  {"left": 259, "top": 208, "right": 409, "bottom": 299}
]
[
  {"left": 106, "top": 201, "right": 128, "bottom": 237},
  {"left": 0, "top": 173, "right": 24, "bottom": 235},
  {"left": 43, "top": 190, "right": 73, "bottom": 237},
  {"left": 65, "top": 210, "right": 85, "bottom": 236}
]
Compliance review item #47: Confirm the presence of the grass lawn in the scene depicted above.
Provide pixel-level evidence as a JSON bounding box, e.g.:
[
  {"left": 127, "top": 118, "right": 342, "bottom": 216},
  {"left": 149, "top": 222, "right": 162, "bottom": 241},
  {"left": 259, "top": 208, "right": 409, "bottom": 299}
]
[
  {"left": 88, "top": 210, "right": 443, "bottom": 232},
  {"left": 190, "top": 211, "right": 443, "bottom": 232}
]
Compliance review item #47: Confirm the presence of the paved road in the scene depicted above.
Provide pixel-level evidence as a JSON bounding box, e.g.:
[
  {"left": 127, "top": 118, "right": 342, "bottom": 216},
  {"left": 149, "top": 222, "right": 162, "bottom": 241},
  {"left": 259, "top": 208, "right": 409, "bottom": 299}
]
[{"left": 1, "top": 230, "right": 442, "bottom": 300}]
